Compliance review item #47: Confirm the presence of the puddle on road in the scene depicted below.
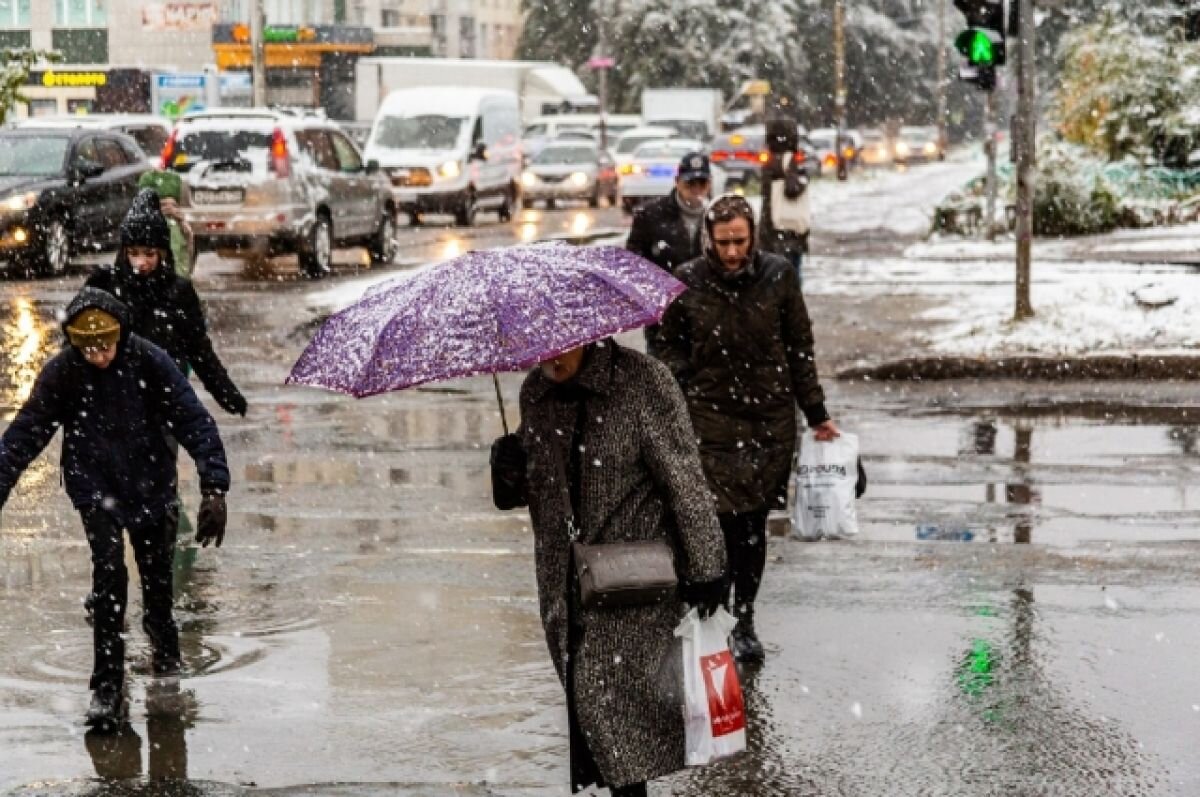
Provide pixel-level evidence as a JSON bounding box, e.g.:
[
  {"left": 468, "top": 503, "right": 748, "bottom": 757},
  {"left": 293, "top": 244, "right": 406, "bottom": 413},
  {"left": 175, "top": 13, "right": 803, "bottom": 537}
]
[{"left": 851, "top": 403, "right": 1200, "bottom": 547}]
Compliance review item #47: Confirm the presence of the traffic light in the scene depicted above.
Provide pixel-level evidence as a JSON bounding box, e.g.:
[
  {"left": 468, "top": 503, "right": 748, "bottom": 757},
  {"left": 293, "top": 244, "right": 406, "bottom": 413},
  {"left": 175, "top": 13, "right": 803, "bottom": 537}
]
[{"left": 953, "top": 0, "right": 1006, "bottom": 91}]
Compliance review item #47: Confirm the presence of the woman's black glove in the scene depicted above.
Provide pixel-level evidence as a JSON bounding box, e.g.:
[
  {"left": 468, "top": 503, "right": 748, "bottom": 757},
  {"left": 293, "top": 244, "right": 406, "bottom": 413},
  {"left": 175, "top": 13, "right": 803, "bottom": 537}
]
[
  {"left": 856, "top": 456, "right": 867, "bottom": 499},
  {"left": 490, "top": 434, "right": 528, "bottom": 510},
  {"left": 196, "top": 492, "right": 227, "bottom": 548},
  {"left": 681, "top": 577, "right": 727, "bottom": 620}
]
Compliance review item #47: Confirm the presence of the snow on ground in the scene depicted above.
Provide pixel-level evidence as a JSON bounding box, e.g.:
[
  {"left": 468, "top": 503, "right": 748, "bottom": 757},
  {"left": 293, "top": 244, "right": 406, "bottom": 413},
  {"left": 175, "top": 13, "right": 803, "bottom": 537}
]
[
  {"left": 808, "top": 153, "right": 984, "bottom": 238},
  {"left": 805, "top": 255, "right": 1200, "bottom": 357}
]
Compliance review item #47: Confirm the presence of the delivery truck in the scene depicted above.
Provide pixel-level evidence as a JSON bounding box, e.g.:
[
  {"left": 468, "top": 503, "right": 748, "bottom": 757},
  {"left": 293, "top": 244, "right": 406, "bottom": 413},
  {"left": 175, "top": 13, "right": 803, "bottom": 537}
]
[
  {"left": 355, "top": 57, "right": 591, "bottom": 126},
  {"left": 640, "top": 88, "right": 723, "bottom": 142}
]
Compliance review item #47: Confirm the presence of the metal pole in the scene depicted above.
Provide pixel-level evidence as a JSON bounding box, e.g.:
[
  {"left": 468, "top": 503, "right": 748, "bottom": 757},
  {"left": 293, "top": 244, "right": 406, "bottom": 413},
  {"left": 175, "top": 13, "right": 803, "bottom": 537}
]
[
  {"left": 596, "top": 2, "right": 610, "bottom": 150},
  {"left": 250, "top": 0, "right": 267, "bottom": 108},
  {"left": 936, "top": 0, "right": 948, "bottom": 153},
  {"left": 984, "top": 91, "right": 997, "bottom": 241},
  {"left": 1013, "top": 0, "right": 1035, "bottom": 320},
  {"left": 834, "top": 0, "right": 848, "bottom": 180}
]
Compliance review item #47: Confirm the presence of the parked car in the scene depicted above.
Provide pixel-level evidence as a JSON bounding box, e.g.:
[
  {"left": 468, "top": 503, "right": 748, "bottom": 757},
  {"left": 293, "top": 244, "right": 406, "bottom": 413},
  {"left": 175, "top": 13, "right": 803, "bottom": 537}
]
[
  {"left": 0, "top": 126, "right": 150, "bottom": 275},
  {"left": 617, "top": 138, "right": 727, "bottom": 212},
  {"left": 366, "top": 87, "right": 523, "bottom": 227},
  {"left": 611, "top": 125, "right": 678, "bottom": 170},
  {"left": 163, "top": 108, "right": 395, "bottom": 278},
  {"left": 810, "top": 128, "right": 863, "bottom": 172},
  {"left": 15, "top": 114, "right": 173, "bottom": 165},
  {"left": 894, "top": 125, "right": 943, "bottom": 164},
  {"left": 520, "top": 142, "right": 618, "bottom": 209}
]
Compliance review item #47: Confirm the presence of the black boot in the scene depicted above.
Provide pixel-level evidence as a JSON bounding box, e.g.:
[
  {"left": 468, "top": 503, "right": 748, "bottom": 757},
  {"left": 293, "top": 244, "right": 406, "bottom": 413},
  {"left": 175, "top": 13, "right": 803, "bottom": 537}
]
[
  {"left": 85, "top": 684, "right": 128, "bottom": 730},
  {"left": 730, "top": 606, "right": 765, "bottom": 664}
]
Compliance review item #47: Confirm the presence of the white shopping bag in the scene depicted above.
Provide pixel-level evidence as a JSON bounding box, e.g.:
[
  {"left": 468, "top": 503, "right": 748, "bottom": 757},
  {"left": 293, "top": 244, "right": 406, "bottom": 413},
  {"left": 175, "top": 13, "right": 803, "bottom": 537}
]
[
  {"left": 769, "top": 171, "right": 811, "bottom": 234},
  {"left": 791, "top": 430, "right": 860, "bottom": 540},
  {"left": 674, "top": 607, "right": 747, "bottom": 765}
]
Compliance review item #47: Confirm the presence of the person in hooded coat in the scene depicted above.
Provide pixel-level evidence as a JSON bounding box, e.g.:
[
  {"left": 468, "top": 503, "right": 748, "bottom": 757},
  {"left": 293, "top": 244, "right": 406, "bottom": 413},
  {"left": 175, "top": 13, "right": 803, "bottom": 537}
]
[
  {"left": 490, "top": 340, "right": 727, "bottom": 797},
  {"left": 656, "top": 194, "right": 840, "bottom": 664},
  {"left": 86, "top": 188, "right": 246, "bottom": 417},
  {"left": 0, "top": 287, "right": 230, "bottom": 729}
]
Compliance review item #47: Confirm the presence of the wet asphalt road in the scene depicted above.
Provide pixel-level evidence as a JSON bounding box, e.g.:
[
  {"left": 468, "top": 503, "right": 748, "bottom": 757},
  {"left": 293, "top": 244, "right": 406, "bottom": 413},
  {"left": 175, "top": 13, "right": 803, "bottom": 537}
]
[{"left": 1, "top": 191, "right": 1199, "bottom": 796}]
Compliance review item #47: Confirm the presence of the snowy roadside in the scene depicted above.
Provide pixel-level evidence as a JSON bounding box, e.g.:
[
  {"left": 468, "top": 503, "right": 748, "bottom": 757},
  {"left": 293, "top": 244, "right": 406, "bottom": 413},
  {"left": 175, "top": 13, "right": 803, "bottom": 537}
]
[{"left": 804, "top": 254, "right": 1200, "bottom": 372}]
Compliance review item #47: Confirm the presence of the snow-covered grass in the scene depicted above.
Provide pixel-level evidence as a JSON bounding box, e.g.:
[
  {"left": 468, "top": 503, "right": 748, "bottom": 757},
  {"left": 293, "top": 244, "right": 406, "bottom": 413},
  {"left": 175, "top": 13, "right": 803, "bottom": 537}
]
[{"left": 805, "top": 255, "right": 1200, "bottom": 358}]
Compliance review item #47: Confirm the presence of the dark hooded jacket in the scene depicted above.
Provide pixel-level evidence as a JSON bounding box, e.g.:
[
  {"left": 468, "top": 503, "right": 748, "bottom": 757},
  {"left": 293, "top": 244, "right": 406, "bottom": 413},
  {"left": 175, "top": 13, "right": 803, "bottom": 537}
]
[
  {"left": 85, "top": 190, "right": 246, "bottom": 416},
  {"left": 656, "top": 199, "right": 828, "bottom": 514},
  {"left": 0, "top": 288, "right": 230, "bottom": 526}
]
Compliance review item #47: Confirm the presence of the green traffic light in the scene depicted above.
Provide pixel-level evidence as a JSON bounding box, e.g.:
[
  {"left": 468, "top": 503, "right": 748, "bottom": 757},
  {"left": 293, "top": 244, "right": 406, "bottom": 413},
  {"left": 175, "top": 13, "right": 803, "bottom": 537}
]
[{"left": 956, "top": 29, "right": 996, "bottom": 66}]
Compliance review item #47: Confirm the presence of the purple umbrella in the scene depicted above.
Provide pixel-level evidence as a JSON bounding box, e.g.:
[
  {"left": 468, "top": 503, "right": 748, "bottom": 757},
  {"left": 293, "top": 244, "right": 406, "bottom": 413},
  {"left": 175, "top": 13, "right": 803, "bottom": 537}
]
[{"left": 286, "top": 241, "right": 686, "bottom": 428}]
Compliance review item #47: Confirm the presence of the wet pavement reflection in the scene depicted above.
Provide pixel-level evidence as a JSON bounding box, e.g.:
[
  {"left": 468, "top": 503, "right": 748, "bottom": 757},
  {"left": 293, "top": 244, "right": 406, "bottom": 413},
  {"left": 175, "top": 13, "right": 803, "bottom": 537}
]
[{"left": 2, "top": 230, "right": 1199, "bottom": 794}]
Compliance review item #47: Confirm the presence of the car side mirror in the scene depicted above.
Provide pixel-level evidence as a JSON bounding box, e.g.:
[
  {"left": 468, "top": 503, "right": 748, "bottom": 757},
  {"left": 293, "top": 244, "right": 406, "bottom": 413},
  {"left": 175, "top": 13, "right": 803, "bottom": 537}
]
[
  {"left": 470, "top": 142, "right": 488, "bottom": 162},
  {"left": 74, "top": 159, "right": 104, "bottom": 181},
  {"left": 365, "top": 159, "right": 380, "bottom": 174}
]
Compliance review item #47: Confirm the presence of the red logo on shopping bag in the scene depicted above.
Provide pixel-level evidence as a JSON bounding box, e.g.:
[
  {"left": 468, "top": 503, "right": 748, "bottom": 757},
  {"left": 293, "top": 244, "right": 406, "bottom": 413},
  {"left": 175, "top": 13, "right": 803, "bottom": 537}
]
[{"left": 700, "top": 650, "right": 746, "bottom": 737}]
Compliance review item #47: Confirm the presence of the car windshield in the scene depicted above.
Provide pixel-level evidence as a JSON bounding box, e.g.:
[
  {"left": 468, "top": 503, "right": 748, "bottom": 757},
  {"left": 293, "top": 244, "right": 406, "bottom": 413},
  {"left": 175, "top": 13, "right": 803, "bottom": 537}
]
[
  {"left": 532, "top": 146, "right": 595, "bottom": 165},
  {"left": 174, "top": 128, "right": 272, "bottom": 169},
  {"left": 0, "top": 136, "right": 69, "bottom": 176},
  {"left": 616, "top": 135, "right": 670, "bottom": 154},
  {"left": 373, "top": 115, "right": 465, "bottom": 150},
  {"left": 810, "top": 136, "right": 835, "bottom": 149}
]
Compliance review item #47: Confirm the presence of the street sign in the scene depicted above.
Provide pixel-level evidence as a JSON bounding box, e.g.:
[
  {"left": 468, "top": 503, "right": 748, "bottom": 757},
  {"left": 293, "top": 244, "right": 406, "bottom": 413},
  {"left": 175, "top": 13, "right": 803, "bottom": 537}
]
[{"left": 587, "top": 56, "right": 615, "bottom": 70}]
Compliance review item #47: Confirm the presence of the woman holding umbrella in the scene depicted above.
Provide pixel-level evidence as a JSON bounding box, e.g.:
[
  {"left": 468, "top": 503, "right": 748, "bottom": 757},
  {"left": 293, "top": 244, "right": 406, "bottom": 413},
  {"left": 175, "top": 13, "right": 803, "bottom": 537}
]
[
  {"left": 491, "top": 341, "right": 727, "bottom": 796},
  {"left": 286, "top": 241, "right": 729, "bottom": 795}
]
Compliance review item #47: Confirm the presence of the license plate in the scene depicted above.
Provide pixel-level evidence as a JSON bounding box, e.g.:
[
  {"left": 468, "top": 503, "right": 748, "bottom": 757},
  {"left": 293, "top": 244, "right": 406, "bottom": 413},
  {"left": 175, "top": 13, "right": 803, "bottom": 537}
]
[
  {"left": 193, "top": 188, "right": 244, "bottom": 205},
  {"left": 648, "top": 166, "right": 675, "bottom": 178}
]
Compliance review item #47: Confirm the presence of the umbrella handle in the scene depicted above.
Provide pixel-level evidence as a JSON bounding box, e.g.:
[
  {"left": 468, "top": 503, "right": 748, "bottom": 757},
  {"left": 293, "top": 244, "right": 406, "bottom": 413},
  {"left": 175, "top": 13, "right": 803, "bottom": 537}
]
[{"left": 492, "top": 374, "right": 510, "bottom": 436}]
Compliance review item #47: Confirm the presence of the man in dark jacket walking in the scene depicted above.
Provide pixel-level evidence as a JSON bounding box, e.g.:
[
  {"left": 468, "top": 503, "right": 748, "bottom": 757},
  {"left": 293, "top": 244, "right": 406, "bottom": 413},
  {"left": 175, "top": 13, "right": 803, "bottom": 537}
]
[
  {"left": 86, "top": 188, "right": 247, "bottom": 417},
  {"left": 657, "top": 194, "right": 840, "bottom": 664},
  {"left": 626, "top": 152, "right": 712, "bottom": 355},
  {"left": 0, "top": 288, "right": 230, "bottom": 728}
]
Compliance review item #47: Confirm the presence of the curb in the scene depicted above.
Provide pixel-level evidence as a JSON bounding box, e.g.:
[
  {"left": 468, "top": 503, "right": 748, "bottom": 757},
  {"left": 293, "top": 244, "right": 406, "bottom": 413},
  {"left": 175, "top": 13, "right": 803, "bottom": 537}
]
[{"left": 838, "top": 354, "right": 1200, "bottom": 381}]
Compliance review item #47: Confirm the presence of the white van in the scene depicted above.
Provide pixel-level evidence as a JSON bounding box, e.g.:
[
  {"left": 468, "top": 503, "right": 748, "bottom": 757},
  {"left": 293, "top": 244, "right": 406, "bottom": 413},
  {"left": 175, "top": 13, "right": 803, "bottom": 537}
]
[{"left": 365, "top": 87, "right": 522, "bottom": 226}]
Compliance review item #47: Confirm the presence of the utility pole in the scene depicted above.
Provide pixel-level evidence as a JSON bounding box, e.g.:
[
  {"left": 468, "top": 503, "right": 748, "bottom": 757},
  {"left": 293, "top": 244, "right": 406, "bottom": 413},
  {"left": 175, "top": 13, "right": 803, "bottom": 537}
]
[
  {"left": 1013, "top": 0, "right": 1035, "bottom": 320},
  {"left": 250, "top": 0, "right": 266, "bottom": 108},
  {"left": 833, "top": 0, "right": 848, "bottom": 180},
  {"left": 984, "top": 90, "right": 997, "bottom": 240},
  {"left": 936, "top": 0, "right": 948, "bottom": 153}
]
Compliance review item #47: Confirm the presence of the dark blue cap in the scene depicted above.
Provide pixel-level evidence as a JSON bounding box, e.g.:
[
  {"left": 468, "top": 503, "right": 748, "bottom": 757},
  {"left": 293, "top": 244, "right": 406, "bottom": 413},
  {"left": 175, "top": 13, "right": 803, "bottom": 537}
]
[{"left": 678, "top": 152, "right": 711, "bottom": 181}]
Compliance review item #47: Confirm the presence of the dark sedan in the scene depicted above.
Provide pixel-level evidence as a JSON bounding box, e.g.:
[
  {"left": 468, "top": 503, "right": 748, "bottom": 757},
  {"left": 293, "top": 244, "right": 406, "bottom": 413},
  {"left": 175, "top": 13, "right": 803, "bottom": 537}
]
[{"left": 0, "top": 128, "right": 150, "bottom": 276}]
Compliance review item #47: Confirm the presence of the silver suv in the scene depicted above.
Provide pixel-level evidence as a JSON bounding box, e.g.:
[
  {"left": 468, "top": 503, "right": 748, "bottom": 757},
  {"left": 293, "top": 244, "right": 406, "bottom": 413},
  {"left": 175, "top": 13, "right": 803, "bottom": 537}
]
[{"left": 165, "top": 108, "right": 396, "bottom": 278}]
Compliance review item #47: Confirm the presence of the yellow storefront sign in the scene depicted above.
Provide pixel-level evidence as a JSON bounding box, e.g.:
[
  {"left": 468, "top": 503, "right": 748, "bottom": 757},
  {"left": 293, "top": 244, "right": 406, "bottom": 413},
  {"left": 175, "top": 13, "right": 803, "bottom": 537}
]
[{"left": 41, "top": 71, "right": 108, "bottom": 88}]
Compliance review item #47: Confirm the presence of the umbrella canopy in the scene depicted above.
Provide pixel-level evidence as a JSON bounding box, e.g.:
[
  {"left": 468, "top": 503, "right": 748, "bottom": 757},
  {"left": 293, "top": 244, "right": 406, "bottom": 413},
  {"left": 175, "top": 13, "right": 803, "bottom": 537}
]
[{"left": 286, "top": 242, "right": 686, "bottom": 398}]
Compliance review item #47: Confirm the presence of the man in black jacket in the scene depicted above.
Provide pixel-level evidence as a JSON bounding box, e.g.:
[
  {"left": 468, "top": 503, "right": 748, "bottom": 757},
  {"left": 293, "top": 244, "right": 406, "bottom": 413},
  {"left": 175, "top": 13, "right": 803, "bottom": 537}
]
[
  {"left": 86, "top": 189, "right": 247, "bottom": 417},
  {"left": 625, "top": 152, "right": 712, "bottom": 355},
  {"left": 0, "top": 288, "right": 230, "bottom": 729}
]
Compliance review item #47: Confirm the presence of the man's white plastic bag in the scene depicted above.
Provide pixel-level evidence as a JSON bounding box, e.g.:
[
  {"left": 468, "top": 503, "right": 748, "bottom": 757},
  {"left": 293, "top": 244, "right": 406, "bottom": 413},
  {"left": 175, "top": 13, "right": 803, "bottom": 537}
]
[
  {"left": 791, "top": 430, "right": 860, "bottom": 540},
  {"left": 674, "top": 607, "right": 746, "bottom": 765}
]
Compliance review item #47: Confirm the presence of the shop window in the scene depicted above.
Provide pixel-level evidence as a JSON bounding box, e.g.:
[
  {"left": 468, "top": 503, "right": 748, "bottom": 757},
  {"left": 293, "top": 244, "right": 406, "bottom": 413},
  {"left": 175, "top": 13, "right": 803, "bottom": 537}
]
[
  {"left": 26, "top": 99, "right": 59, "bottom": 118},
  {"left": 0, "top": 0, "right": 30, "bottom": 28},
  {"left": 67, "top": 98, "right": 94, "bottom": 115},
  {"left": 55, "top": 0, "right": 106, "bottom": 27},
  {"left": 51, "top": 28, "right": 108, "bottom": 64}
]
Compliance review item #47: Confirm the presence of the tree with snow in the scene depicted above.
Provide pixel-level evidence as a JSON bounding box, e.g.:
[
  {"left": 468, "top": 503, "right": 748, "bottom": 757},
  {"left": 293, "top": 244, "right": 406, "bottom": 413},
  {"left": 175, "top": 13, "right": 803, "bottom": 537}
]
[{"left": 0, "top": 48, "right": 62, "bottom": 126}]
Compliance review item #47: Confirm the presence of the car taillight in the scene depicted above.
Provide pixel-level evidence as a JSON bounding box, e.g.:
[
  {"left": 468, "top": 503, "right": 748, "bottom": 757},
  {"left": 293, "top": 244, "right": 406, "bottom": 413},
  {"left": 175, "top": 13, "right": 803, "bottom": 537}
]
[
  {"left": 711, "top": 151, "right": 730, "bottom": 162},
  {"left": 793, "top": 150, "right": 806, "bottom": 163},
  {"left": 618, "top": 163, "right": 635, "bottom": 175},
  {"left": 160, "top": 128, "right": 178, "bottom": 169},
  {"left": 271, "top": 128, "right": 291, "bottom": 177},
  {"left": 757, "top": 151, "right": 770, "bottom": 164}
]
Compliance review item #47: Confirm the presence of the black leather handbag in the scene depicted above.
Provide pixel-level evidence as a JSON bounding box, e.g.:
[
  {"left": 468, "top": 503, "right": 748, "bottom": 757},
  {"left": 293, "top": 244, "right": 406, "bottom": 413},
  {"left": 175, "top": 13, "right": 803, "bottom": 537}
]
[{"left": 572, "top": 539, "right": 679, "bottom": 610}]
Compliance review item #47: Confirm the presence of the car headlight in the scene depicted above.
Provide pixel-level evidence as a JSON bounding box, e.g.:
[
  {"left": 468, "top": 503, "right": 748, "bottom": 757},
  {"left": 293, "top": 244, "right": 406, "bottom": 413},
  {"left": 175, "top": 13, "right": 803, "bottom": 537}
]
[
  {"left": 924, "top": 142, "right": 938, "bottom": 155},
  {"left": 569, "top": 171, "right": 589, "bottom": 187},
  {"left": 3, "top": 192, "right": 36, "bottom": 213},
  {"left": 895, "top": 142, "right": 910, "bottom": 156},
  {"left": 521, "top": 171, "right": 537, "bottom": 188},
  {"left": 438, "top": 160, "right": 461, "bottom": 179}
]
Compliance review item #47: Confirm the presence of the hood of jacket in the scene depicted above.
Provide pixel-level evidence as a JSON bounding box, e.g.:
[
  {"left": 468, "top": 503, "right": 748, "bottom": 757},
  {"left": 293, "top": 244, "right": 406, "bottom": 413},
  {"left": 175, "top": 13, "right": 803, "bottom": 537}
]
[
  {"left": 700, "top": 192, "right": 758, "bottom": 279},
  {"left": 62, "top": 287, "right": 133, "bottom": 348}
]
